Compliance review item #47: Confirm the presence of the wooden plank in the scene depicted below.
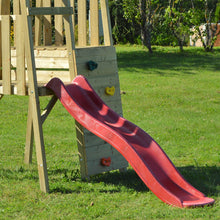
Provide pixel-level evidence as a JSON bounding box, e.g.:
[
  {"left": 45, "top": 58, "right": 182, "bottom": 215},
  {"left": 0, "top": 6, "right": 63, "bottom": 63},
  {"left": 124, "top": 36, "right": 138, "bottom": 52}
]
[
  {"left": 34, "top": 0, "right": 42, "bottom": 46},
  {"left": 0, "top": 0, "right": 10, "bottom": 14},
  {"left": 63, "top": 0, "right": 77, "bottom": 80},
  {"left": 78, "top": 0, "right": 87, "bottom": 46},
  {"left": 76, "top": 61, "right": 118, "bottom": 78},
  {"left": 54, "top": 0, "right": 63, "bottom": 46},
  {"left": 0, "top": 80, "right": 52, "bottom": 96},
  {"left": 86, "top": 146, "right": 127, "bottom": 163},
  {"left": 70, "top": 0, "right": 75, "bottom": 29},
  {"left": 41, "top": 95, "right": 58, "bottom": 124},
  {"left": 100, "top": 0, "right": 113, "bottom": 46},
  {"left": 28, "top": 7, "right": 73, "bottom": 16},
  {"left": 2, "top": 15, "right": 11, "bottom": 95},
  {"left": 90, "top": 0, "right": 99, "bottom": 46},
  {"left": 75, "top": 46, "right": 116, "bottom": 59},
  {"left": 24, "top": 97, "right": 34, "bottom": 164},
  {"left": 85, "top": 143, "right": 118, "bottom": 160},
  {"left": 12, "top": 46, "right": 115, "bottom": 58},
  {"left": 43, "top": 0, "right": 52, "bottom": 46},
  {"left": 76, "top": 127, "right": 128, "bottom": 177},
  {"left": 13, "top": 0, "right": 21, "bottom": 47},
  {"left": 74, "top": 46, "right": 118, "bottom": 77},
  {"left": 76, "top": 129, "right": 106, "bottom": 148},
  {"left": 76, "top": 124, "right": 128, "bottom": 177},
  {"left": 11, "top": 56, "right": 118, "bottom": 74},
  {"left": 87, "top": 155, "right": 128, "bottom": 176},
  {"left": 31, "top": 57, "right": 69, "bottom": 69},
  {"left": 13, "top": 0, "right": 21, "bottom": 14},
  {"left": 16, "top": 15, "right": 26, "bottom": 95},
  {"left": 35, "top": 70, "right": 70, "bottom": 83},
  {"left": 0, "top": 0, "right": 10, "bottom": 80},
  {"left": 75, "top": 121, "right": 89, "bottom": 178},
  {"left": 21, "top": 0, "right": 49, "bottom": 193}
]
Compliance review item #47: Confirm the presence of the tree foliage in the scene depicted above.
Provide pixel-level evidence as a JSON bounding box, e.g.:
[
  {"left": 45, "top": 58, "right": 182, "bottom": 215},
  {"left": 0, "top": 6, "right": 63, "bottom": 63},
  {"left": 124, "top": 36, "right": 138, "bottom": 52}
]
[
  {"left": 164, "top": 0, "right": 195, "bottom": 52},
  {"left": 109, "top": 0, "right": 220, "bottom": 52},
  {"left": 190, "top": 0, "right": 220, "bottom": 51},
  {"left": 121, "top": 0, "right": 163, "bottom": 53}
]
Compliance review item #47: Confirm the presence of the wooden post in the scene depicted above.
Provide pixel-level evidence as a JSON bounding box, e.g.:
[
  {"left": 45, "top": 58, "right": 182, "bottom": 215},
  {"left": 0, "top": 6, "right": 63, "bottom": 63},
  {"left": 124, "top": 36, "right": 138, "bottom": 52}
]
[
  {"left": 0, "top": 0, "right": 10, "bottom": 80},
  {"left": 70, "top": 0, "right": 75, "bottom": 30},
  {"left": 16, "top": 15, "right": 26, "bottom": 95},
  {"left": 13, "top": 0, "right": 21, "bottom": 47},
  {"left": 24, "top": 97, "right": 34, "bottom": 164},
  {"left": 100, "top": 0, "right": 113, "bottom": 46},
  {"left": 43, "top": 0, "right": 52, "bottom": 45},
  {"left": 35, "top": 0, "right": 42, "bottom": 46},
  {"left": 54, "top": 0, "right": 63, "bottom": 46},
  {"left": 78, "top": 0, "right": 87, "bottom": 46},
  {"left": 63, "top": 0, "right": 77, "bottom": 80},
  {"left": 90, "top": 0, "right": 99, "bottom": 46},
  {"left": 1, "top": 15, "right": 11, "bottom": 95},
  {"left": 20, "top": 0, "right": 49, "bottom": 193}
]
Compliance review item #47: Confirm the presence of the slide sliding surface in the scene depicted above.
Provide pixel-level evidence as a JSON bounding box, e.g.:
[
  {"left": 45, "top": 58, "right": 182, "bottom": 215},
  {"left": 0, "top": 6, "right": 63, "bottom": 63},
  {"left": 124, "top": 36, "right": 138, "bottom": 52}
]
[{"left": 46, "top": 76, "right": 215, "bottom": 208}]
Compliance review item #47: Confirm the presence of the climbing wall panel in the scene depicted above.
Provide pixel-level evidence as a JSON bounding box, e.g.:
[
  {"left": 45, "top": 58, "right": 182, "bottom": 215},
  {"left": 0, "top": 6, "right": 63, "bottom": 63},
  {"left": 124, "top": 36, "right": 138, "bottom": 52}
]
[{"left": 74, "top": 46, "right": 128, "bottom": 178}]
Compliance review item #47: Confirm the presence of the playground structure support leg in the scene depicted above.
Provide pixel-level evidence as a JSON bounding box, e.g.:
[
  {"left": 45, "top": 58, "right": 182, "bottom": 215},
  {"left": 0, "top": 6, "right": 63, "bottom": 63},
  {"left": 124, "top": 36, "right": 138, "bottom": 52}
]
[
  {"left": 20, "top": 0, "right": 49, "bottom": 193},
  {"left": 24, "top": 97, "right": 34, "bottom": 164}
]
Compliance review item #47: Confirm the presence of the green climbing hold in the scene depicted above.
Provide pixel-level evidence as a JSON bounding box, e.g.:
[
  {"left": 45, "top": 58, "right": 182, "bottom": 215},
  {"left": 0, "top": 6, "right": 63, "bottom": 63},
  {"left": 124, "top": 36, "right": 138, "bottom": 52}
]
[{"left": 87, "top": 60, "right": 98, "bottom": 71}]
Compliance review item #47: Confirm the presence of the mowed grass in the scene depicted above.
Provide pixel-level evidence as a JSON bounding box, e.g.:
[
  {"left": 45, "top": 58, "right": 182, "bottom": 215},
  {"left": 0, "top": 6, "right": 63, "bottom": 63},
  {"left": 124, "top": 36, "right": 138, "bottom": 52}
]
[{"left": 0, "top": 45, "right": 219, "bottom": 219}]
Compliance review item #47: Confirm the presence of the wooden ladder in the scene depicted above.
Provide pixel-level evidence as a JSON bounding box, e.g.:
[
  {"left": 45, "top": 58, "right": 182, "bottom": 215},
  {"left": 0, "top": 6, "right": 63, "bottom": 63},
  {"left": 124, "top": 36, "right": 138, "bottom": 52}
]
[{"left": 20, "top": 0, "right": 76, "bottom": 193}]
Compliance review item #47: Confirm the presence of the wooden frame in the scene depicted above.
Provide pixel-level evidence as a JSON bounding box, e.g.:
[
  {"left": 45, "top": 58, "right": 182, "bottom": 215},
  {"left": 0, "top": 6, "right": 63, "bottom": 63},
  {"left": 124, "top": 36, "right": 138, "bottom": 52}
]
[
  {"left": 0, "top": 0, "right": 127, "bottom": 192},
  {"left": 0, "top": 0, "right": 10, "bottom": 80},
  {"left": 20, "top": 0, "right": 76, "bottom": 193}
]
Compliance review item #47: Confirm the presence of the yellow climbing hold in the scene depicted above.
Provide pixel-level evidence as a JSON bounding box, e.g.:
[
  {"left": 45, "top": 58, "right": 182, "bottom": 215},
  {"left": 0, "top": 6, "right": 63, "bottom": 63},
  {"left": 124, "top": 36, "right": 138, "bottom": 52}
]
[{"left": 105, "top": 86, "right": 115, "bottom": 96}]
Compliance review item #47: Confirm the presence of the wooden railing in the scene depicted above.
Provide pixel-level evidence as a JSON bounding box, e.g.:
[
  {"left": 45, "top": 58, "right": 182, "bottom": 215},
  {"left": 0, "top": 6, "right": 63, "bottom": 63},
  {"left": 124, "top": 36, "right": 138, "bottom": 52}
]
[
  {"left": 0, "top": 0, "right": 113, "bottom": 96},
  {"left": 11, "top": 0, "right": 106, "bottom": 47}
]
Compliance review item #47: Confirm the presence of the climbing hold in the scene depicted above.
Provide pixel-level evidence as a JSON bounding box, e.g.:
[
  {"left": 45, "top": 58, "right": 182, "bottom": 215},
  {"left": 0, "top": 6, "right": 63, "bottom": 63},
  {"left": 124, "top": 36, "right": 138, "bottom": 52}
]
[
  {"left": 101, "top": 157, "right": 111, "bottom": 167},
  {"left": 105, "top": 86, "right": 115, "bottom": 96},
  {"left": 87, "top": 60, "right": 98, "bottom": 71}
]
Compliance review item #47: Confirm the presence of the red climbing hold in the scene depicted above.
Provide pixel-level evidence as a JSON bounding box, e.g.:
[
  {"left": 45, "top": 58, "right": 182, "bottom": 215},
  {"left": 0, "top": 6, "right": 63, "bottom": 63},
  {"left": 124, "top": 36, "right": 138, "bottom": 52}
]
[{"left": 101, "top": 157, "right": 111, "bottom": 166}]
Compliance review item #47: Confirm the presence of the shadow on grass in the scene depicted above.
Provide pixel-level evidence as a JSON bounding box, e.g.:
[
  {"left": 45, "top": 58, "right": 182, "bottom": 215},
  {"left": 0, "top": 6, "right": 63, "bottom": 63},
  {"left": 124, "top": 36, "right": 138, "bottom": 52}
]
[
  {"left": 50, "top": 165, "right": 219, "bottom": 196},
  {"left": 1, "top": 165, "right": 218, "bottom": 196},
  {"left": 117, "top": 47, "right": 220, "bottom": 76},
  {"left": 90, "top": 165, "right": 219, "bottom": 196},
  {"left": 91, "top": 169, "right": 148, "bottom": 193}
]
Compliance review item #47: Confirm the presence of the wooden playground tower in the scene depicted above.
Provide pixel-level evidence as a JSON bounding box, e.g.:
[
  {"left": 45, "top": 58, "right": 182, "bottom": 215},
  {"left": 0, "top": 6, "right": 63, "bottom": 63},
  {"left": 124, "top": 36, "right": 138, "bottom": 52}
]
[{"left": 0, "top": 0, "right": 128, "bottom": 193}]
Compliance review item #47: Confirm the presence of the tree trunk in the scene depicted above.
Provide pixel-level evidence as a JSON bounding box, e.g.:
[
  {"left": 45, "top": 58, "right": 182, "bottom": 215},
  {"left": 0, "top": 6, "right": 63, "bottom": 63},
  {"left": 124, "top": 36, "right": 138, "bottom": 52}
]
[{"left": 139, "top": 0, "right": 153, "bottom": 53}]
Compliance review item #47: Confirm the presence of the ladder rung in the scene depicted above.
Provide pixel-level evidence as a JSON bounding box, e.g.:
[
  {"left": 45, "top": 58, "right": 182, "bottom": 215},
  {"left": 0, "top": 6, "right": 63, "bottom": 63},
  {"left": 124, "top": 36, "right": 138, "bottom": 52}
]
[{"left": 28, "top": 7, "right": 73, "bottom": 16}]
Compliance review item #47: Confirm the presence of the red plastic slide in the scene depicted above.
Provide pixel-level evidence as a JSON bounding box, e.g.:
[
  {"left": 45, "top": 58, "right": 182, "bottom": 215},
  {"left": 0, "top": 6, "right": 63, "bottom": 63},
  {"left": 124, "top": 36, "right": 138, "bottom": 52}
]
[{"left": 46, "top": 76, "right": 215, "bottom": 208}]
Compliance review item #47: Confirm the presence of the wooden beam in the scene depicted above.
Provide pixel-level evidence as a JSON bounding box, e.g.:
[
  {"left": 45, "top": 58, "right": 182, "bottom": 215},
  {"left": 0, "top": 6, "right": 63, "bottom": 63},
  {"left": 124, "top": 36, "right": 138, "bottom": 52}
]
[
  {"left": 100, "top": 0, "right": 113, "bottom": 46},
  {"left": 41, "top": 95, "right": 58, "bottom": 124},
  {"left": 28, "top": 7, "right": 73, "bottom": 16},
  {"left": 54, "top": 0, "right": 63, "bottom": 46},
  {"left": 70, "top": 0, "right": 75, "bottom": 29},
  {"left": 2, "top": 15, "right": 11, "bottom": 95},
  {"left": 90, "top": 0, "right": 99, "bottom": 46},
  {"left": 21, "top": 0, "right": 49, "bottom": 193},
  {"left": 43, "top": 0, "right": 52, "bottom": 46},
  {"left": 25, "top": 95, "right": 58, "bottom": 164},
  {"left": 34, "top": 0, "right": 42, "bottom": 46},
  {"left": 63, "top": 0, "right": 77, "bottom": 80},
  {"left": 0, "top": 0, "right": 10, "bottom": 80},
  {"left": 24, "top": 97, "right": 34, "bottom": 164},
  {"left": 13, "top": 0, "right": 21, "bottom": 47},
  {"left": 78, "top": 0, "right": 87, "bottom": 46},
  {"left": 16, "top": 15, "right": 26, "bottom": 95}
]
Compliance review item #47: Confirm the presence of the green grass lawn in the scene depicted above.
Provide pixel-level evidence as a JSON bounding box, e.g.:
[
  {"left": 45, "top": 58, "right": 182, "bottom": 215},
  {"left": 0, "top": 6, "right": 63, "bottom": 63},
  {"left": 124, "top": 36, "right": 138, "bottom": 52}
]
[{"left": 0, "top": 45, "right": 219, "bottom": 219}]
